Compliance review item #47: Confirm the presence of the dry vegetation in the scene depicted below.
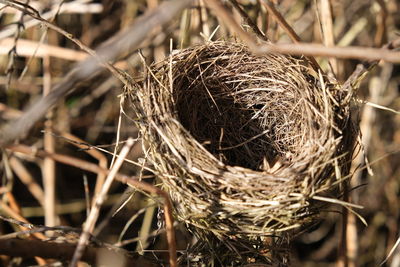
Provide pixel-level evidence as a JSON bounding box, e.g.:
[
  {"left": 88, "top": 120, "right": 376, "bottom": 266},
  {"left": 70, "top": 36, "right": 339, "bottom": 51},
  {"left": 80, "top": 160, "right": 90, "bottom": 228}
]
[{"left": 0, "top": 0, "right": 399, "bottom": 266}]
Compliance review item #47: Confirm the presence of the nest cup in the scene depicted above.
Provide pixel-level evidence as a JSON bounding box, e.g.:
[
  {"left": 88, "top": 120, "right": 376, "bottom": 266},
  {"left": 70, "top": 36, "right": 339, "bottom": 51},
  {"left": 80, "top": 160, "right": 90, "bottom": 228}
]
[{"left": 126, "top": 42, "right": 356, "bottom": 263}]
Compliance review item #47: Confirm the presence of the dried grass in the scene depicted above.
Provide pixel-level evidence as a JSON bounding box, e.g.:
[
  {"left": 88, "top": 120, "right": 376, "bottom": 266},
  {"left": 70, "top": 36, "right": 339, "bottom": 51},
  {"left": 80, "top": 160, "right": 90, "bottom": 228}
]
[{"left": 125, "top": 41, "right": 357, "bottom": 265}]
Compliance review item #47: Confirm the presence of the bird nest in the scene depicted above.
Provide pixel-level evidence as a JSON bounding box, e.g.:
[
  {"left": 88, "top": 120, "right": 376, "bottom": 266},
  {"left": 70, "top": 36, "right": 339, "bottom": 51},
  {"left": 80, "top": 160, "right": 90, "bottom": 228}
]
[{"left": 125, "top": 41, "right": 357, "bottom": 264}]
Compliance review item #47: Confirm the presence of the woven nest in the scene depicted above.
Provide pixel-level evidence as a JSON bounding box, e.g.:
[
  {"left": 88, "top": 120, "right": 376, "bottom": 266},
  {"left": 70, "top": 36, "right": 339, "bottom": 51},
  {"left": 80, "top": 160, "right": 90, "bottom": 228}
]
[{"left": 126, "top": 41, "right": 357, "bottom": 264}]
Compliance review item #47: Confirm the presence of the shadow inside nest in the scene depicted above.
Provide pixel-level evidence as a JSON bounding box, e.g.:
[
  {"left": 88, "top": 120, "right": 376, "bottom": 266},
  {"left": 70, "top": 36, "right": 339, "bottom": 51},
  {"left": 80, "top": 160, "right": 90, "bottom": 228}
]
[
  {"left": 175, "top": 75, "right": 278, "bottom": 170},
  {"left": 170, "top": 44, "right": 320, "bottom": 172}
]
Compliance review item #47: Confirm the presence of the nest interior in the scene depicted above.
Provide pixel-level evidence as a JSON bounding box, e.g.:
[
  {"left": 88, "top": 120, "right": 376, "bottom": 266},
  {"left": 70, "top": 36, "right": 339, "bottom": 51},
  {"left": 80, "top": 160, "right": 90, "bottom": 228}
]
[
  {"left": 174, "top": 45, "right": 320, "bottom": 170},
  {"left": 126, "top": 41, "right": 357, "bottom": 263}
]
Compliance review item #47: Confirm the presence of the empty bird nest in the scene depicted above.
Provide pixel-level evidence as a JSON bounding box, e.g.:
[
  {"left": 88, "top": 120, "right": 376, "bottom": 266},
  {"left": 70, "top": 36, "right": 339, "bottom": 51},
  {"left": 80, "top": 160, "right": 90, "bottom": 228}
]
[{"left": 125, "top": 41, "right": 358, "bottom": 264}]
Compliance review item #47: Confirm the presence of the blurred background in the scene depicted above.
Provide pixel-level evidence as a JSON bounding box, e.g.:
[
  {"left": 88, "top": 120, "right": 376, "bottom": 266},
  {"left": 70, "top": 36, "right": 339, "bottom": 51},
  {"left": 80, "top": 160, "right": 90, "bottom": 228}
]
[{"left": 0, "top": 0, "right": 399, "bottom": 266}]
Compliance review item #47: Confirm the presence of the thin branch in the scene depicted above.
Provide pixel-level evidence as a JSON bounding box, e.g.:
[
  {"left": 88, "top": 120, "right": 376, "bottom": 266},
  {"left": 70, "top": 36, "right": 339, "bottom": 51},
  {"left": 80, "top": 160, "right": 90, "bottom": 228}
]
[
  {"left": 255, "top": 42, "right": 400, "bottom": 62},
  {"left": 0, "top": 1, "right": 102, "bottom": 39},
  {"left": 0, "top": 37, "right": 87, "bottom": 60}
]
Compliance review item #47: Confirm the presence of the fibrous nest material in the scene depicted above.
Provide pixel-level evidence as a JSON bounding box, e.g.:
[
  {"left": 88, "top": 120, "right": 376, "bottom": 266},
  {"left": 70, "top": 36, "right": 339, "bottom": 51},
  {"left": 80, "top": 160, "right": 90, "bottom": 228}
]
[{"left": 126, "top": 41, "right": 357, "bottom": 263}]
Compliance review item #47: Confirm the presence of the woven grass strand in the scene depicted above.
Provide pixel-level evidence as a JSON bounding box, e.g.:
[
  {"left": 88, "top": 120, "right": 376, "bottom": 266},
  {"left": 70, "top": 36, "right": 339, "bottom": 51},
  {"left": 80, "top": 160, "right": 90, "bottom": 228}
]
[{"left": 125, "top": 41, "right": 357, "bottom": 265}]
